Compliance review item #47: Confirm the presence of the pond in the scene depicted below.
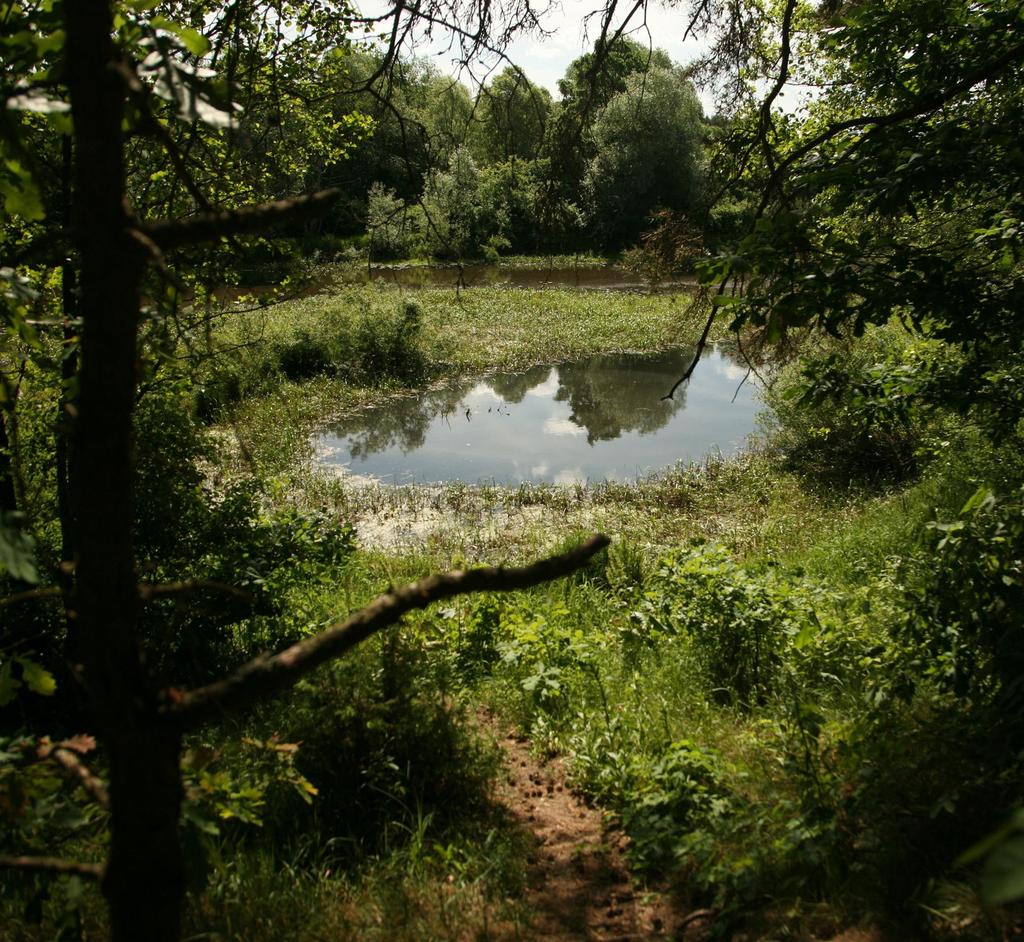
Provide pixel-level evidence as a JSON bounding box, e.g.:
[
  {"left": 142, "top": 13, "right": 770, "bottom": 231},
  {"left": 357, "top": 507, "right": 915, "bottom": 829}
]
[
  {"left": 315, "top": 346, "right": 763, "bottom": 486},
  {"left": 342, "top": 263, "right": 695, "bottom": 292}
]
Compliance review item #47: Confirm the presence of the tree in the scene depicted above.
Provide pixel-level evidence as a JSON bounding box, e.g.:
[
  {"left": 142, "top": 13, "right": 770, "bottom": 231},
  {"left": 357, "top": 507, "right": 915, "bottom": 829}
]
[
  {"left": 661, "top": 0, "right": 1024, "bottom": 403},
  {"left": 471, "top": 66, "right": 552, "bottom": 164},
  {"left": 0, "top": 2, "right": 606, "bottom": 940},
  {"left": 478, "top": 158, "right": 542, "bottom": 254},
  {"left": 421, "top": 145, "right": 484, "bottom": 258},
  {"left": 583, "top": 65, "right": 705, "bottom": 247},
  {"left": 557, "top": 35, "right": 673, "bottom": 118},
  {"left": 537, "top": 36, "right": 679, "bottom": 250},
  {"left": 329, "top": 53, "right": 474, "bottom": 233}
]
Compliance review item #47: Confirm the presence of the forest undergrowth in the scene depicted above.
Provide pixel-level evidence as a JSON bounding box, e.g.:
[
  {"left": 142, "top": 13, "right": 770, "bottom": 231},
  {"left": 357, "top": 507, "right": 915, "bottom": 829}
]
[{"left": 4, "top": 284, "right": 1024, "bottom": 941}]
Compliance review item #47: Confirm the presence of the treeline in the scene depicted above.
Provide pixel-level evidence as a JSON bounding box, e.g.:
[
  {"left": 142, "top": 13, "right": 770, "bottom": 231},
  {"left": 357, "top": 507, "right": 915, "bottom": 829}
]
[{"left": 314, "top": 38, "right": 721, "bottom": 260}]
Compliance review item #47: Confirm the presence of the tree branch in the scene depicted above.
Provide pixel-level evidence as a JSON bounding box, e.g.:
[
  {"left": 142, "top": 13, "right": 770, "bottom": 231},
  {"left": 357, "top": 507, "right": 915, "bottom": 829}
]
[
  {"left": 756, "top": 38, "right": 1024, "bottom": 214},
  {"left": 0, "top": 586, "right": 62, "bottom": 609},
  {"left": 0, "top": 855, "right": 103, "bottom": 879},
  {"left": 756, "top": 0, "right": 797, "bottom": 176},
  {"left": 39, "top": 743, "right": 110, "bottom": 810},
  {"left": 662, "top": 287, "right": 717, "bottom": 400},
  {"left": 138, "top": 579, "right": 253, "bottom": 605},
  {"left": 163, "top": 534, "right": 610, "bottom": 730},
  {"left": 142, "top": 188, "right": 342, "bottom": 250}
]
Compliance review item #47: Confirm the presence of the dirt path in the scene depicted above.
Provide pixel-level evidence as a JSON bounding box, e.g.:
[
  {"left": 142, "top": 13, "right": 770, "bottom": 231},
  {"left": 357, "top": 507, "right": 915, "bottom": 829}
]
[{"left": 483, "top": 711, "right": 711, "bottom": 941}]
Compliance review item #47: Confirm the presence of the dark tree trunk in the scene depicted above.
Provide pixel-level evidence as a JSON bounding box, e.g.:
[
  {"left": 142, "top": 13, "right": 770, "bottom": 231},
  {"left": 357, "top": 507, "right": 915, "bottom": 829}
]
[
  {"left": 65, "top": 2, "right": 185, "bottom": 940},
  {"left": 58, "top": 134, "right": 78, "bottom": 587},
  {"left": 0, "top": 408, "right": 16, "bottom": 514}
]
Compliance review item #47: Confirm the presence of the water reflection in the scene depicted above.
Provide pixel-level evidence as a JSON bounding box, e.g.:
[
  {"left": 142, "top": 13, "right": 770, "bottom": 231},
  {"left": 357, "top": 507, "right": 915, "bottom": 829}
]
[
  {"left": 316, "top": 346, "right": 761, "bottom": 485},
  {"left": 554, "top": 349, "right": 687, "bottom": 444}
]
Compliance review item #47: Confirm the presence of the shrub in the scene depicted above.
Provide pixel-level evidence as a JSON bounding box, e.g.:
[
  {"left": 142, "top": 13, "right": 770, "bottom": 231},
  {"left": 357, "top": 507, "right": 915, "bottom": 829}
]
[
  {"left": 260, "top": 636, "right": 499, "bottom": 854},
  {"left": 352, "top": 299, "right": 426, "bottom": 384},
  {"left": 277, "top": 329, "right": 334, "bottom": 381},
  {"left": 764, "top": 325, "right": 950, "bottom": 485},
  {"left": 617, "top": 740, "right": 729, "bottom": 874},
  {"left": 367, "top": 183, "right": 423, "bottom": 260},
  {"left": 637, "top": 544, "right": 789, "bottom": 706}
]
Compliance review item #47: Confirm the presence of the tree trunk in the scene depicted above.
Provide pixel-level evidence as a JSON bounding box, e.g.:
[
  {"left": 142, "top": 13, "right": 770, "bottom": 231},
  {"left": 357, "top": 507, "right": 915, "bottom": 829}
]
[
  {"left": 58, "top": 136, "right": 80, "bottom": 654},
  {"left": 0, "top": 406, "right": 16, "bottom": 514},
  {"left": 65, "top": 2, "right": 186, "bottom": 940}
]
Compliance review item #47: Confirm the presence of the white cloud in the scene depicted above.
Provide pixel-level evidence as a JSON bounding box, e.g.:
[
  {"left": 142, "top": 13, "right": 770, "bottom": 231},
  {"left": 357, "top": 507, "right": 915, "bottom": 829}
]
[
  {"left": 466, "top": 382, "right": 504, "bottom": 404},
  {"left": 553, "top": 467, "right": 586, "bottom": 485},
  {"left": 526, "top": 372, "right": 559, "bottom": 397},
  {"left": 543, "top": 416, "right": 586, "bottom": 437},
  {"left": 714, "top": 360, "right": 749, "bottom": 382}
]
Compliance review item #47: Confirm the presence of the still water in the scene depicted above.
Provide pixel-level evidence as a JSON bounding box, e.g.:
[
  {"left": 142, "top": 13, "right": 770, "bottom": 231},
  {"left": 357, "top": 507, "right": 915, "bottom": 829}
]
[
  {"left": 347, "top": 264, "right": 694, "bottom": 292},
  {"left": 315, "top": 347, "right": 763, "bottom": 486},
  {"left": 220, "top": 264, "right": 694, "bottom": 301}
]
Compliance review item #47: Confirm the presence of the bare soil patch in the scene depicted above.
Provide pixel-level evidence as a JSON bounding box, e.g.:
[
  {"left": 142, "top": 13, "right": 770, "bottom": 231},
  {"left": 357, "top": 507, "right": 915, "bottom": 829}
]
[{"left": 482, "top": 711, "right": 710, "bottom": 941}]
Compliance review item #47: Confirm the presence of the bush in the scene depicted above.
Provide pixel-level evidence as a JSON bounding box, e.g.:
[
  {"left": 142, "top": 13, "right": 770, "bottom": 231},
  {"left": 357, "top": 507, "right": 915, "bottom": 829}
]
[
  {"left": 901, "top": 485, "right": 1024, "bottom": 707},
  {"left": 765, "top": 325, "right": 950, "bottom": 485},
  {"left": 636, "top": 544, "right": 789, "bottom": 706},
  {"left": 277, "top": 329, "right": 334, "bottom": 381},
  {"left": 367, "top": 183, "right": 424, "bottom": 260},
  {"left": 259, "top": 635, "right": 499, "bottom": 854},
  {"left": 131, "top": 386, "right": 356, "bottom": 685},
  {"left": 352, "top": 299, "right": 426, "bottom": 384},
  {"left": 617, "top": 740, "right": 729, "bottom": 874}
]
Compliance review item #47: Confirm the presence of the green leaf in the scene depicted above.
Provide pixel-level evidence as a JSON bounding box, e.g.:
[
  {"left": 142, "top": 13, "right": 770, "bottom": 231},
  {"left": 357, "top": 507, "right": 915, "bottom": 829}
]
[
  {"left": 983, "top": 832, "right": 1024, "bottom": 904},
  {"left": 0, "top": 176, "right": 44, "bottom": 222},
  {"left": 0, "top": 512, "right": 39, "bottom": 583},
  {"left": 150, "top": 16, "right": 211, "bottom": 56},
  {"left": 18, "top": 658, "right": 56, "bottom": 696}
]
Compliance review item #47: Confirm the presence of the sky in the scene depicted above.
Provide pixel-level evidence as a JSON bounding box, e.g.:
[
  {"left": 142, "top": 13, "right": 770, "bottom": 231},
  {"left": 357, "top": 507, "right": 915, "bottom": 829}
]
[{"left": 354, "top": 0, "right": 719, "bottom": 112}]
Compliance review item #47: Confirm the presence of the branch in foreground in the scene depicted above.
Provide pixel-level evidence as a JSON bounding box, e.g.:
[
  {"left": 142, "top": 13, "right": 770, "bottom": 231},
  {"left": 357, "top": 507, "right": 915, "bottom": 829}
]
[
  {"left": 142, "top": 188, "right": 342, "bottom": 250},
  {"left": 0, "top": 586, "right": 62, "bottom": 610},
  {"left": 164, "top": 534, "right": 611, "bottom": 730},
  {"left": 0, "top": 855, "right": 103, "bottom": 879}
]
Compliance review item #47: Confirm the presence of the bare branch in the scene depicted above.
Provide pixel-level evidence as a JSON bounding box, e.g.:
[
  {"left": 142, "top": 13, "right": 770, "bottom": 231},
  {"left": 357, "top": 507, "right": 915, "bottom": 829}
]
[
  {"left": 662, "top": 288, "right": 717, "bottom": 400},
  {"left": 40, "top": 744, "right": 110, "bottom": 810},
  {"left": 756, "top": 0, "right": 797, "bottom": 176},
  {"left": 164, "top": 534, "right": 611, "bottom": 729},
  {"left": 0, "top": 586, "right": 62, "bottom": 610},
  {"left": 138, "top": 579, "right": 253, "bottom": 605},
  {"left": 0, "top": 855, "right": 103, "bottom": 879},
  {"left": 142, "top": 188, "right": 342, "bottom": 250}
]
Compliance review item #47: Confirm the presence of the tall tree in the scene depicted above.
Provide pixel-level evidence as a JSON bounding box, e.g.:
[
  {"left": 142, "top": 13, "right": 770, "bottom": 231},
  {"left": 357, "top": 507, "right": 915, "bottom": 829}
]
[
  {"left": 538, "top": 36, "right": 675, "bottom": 248},
  {"left": 583, "top": 65, "right": 704, "bottom": 247},
  {"left": 472, "top": 66, "right": 552, "bottom": 164},
  {"left": 686, "top": 0, "right": 1024, "bottom": 419}
]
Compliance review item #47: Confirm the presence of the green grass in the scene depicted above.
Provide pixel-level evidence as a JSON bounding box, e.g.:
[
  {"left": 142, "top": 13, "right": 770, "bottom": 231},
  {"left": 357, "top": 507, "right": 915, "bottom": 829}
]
[{"left": 220, "top": 283, "right": 702, "bottom": 373}]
